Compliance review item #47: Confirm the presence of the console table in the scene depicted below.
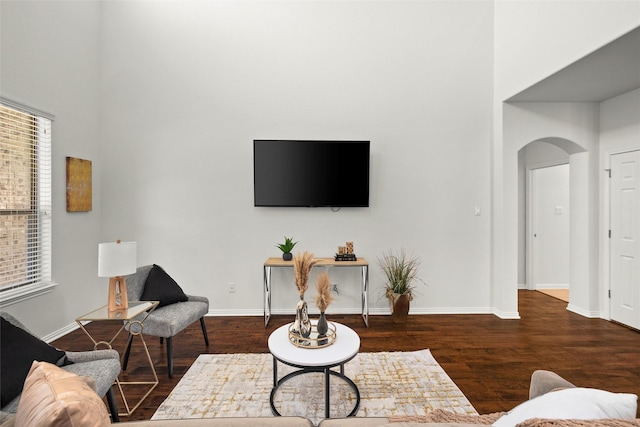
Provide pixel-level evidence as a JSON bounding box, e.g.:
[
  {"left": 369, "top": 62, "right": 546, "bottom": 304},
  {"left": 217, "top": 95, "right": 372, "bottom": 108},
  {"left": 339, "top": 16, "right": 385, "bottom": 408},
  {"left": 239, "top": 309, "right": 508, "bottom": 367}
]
[{"left": 263, "top": 257, "right": 369, "bottom": 327}]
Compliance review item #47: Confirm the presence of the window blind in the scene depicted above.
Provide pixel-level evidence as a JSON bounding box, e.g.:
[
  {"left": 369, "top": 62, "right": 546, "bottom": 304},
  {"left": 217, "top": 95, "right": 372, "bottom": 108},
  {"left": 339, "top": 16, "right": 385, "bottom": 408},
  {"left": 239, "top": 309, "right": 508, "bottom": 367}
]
[{"left": 0, "top": 102, "right": 53, "bottom": 300}]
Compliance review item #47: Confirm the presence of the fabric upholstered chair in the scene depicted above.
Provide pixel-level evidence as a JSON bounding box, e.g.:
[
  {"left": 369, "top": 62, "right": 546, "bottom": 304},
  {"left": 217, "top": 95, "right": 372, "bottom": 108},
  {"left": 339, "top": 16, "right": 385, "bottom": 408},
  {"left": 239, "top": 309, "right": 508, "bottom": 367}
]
[
  {"left": 0, "top": 312, "right": 121, "bottom": 423},
  {"left": 122, "top": 264, "right": 209, "bottom": 378}
]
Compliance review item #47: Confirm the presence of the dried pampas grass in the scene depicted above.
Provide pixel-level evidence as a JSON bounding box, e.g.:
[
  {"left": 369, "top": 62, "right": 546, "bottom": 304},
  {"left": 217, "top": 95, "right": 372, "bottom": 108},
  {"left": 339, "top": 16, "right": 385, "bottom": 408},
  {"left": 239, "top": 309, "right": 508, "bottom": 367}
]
[
  {"left": 315, "top": 271, "right": 333, "bottom": 313},
  {"left": 293, "top": 251, "right": 317, "bottom": 297}
]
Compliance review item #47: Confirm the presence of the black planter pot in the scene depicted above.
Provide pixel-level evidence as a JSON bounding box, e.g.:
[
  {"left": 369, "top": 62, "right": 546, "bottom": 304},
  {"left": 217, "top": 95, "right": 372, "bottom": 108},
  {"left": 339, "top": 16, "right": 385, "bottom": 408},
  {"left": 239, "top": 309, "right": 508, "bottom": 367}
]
[{"left": 282, "top": 252, "right": 293, "bottom": 261}]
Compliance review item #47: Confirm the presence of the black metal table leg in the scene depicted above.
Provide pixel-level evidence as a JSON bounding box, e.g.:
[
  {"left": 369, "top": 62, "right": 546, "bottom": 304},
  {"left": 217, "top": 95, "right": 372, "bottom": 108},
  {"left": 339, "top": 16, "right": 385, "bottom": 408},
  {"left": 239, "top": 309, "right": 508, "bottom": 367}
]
[
  {"left": 273, "top": 356, "right": 278, "bottom": 387},
  {"left": 270, "top": 364, "right": 360, "bottom": 419},
  {"left": 325, "top": 368, "right": 330, "bottom": 419}
]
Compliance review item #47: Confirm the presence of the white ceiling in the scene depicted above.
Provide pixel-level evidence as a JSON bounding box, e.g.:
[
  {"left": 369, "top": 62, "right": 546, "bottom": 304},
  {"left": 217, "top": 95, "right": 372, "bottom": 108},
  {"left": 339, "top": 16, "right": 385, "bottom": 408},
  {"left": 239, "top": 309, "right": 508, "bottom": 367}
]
[{"left": 507, "top": 26, "right": 640, "bottom": 102}]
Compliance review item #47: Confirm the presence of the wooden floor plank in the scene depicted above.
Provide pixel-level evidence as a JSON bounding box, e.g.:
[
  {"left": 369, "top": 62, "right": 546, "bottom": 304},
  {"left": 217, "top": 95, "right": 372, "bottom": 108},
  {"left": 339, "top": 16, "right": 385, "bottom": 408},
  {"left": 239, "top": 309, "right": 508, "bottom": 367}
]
[{"left": 51, "top": 290, "right": 640, "bottom": 420}]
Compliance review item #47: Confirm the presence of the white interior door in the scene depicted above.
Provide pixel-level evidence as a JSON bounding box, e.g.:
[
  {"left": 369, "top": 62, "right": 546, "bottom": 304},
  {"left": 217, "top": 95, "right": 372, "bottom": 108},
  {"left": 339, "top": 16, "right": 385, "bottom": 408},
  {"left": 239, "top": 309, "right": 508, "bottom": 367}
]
[
  {"left": 610, "top": 150, "right": 640, "bottom": 329},
  {"left": 531, "top": 164, "right": 570, "bottom": 289}
]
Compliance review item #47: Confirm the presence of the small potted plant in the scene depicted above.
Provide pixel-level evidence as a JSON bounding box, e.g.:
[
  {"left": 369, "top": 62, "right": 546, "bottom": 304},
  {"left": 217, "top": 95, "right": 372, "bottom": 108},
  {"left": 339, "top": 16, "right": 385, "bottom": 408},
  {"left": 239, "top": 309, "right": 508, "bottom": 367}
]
[
  {"left": 378, "top": 249, "right": 424, "bottom": 322},
  {"left": 276, "top": 236, "right": 298, "bottom": 261}
]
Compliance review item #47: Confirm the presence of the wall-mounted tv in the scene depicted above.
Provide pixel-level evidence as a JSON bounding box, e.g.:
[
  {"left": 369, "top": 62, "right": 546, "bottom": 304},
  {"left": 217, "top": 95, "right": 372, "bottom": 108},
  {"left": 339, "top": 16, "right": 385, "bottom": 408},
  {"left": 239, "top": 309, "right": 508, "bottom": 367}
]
[{"left": 254, "top": 140, "right": 370, "bottom": 207}]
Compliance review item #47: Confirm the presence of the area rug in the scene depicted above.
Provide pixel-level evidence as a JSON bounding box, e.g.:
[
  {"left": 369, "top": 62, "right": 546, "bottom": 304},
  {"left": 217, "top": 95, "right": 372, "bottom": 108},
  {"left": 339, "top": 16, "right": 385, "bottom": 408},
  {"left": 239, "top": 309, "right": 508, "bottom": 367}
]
[{"left": 152, "top": 349, "right": 477, "bottom": 425}]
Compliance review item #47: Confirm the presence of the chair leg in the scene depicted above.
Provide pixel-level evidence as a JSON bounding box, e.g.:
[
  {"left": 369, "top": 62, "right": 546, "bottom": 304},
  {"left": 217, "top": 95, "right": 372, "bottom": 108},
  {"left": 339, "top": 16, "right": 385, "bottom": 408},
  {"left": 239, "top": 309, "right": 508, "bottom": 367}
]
[
  {"left": 121, "top": 333, "right": 134, "bottom": 371},
  {"left": 106, "top": 387, "right": 120, "bottom": 422},
  {"left": 166, "top": 336, "right": 173, "bottom": 378},
  {"left": 200, "top": 317, "right": 209, "bottom": 346}
]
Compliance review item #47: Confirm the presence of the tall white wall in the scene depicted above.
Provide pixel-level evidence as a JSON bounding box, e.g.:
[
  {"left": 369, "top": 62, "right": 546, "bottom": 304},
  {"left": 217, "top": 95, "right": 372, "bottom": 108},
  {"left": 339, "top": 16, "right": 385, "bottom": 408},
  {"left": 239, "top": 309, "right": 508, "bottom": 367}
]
[
  {"left": 530, "top": 164, "right": 570, "bottom": 288},
  {"left": 518, "top": 142, "right": 570, "bottom": 286},
  {"left": 492, "top": 0, "right": 640, "bottom": 318},
  {"left": 494, "top": 1, "right": 640, "bottom": 102},
  {"left": 0, "top": 1, "right": 103, "bottom": 336},
  {"left": 504, "top": 102, "right": 600, "bottom": 317},
  {"left": 99, "top": 1, "right": 494, "bottom": 316},
  {"left": 599, "top": 88, "right": 640, "bottom": 318},
  {"left": 2, "top": 1, "right": 638, "bottom": 337},
  {"left": 517, "top": 143, "right": 569, "bottom": 286}
]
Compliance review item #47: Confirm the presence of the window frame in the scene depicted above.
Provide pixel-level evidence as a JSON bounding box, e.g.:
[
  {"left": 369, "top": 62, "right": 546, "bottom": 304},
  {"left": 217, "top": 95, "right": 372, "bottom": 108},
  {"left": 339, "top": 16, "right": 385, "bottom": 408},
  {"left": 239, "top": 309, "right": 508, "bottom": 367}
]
[{"left": 0, "top": 98, "right": 56, "bottom": 307}]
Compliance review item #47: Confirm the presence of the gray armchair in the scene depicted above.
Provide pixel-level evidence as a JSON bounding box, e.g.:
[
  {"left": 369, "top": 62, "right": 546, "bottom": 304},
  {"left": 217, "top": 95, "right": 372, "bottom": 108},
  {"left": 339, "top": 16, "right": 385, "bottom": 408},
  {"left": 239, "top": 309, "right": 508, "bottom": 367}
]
[
  {"left": 122, "top": 265, "right": 209, "bottom": 378},
  {"left": 0, "top": 312, "right": 121, "bottom": 423}
]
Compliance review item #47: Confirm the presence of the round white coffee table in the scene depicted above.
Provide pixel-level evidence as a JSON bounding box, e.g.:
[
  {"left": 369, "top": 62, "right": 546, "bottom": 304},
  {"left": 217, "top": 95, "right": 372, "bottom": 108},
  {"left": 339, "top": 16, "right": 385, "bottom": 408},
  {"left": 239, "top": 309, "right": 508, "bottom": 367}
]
[{"left": 268, "top": 321, "right": 361, "bottom": 419}]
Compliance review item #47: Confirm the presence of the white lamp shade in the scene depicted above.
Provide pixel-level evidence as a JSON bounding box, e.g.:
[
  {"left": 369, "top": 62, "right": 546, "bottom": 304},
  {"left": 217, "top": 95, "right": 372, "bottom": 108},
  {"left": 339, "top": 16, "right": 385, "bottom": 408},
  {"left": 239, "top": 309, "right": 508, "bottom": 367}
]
[{"left": 98, "top": 241, "right": 137, "bottom": 277}]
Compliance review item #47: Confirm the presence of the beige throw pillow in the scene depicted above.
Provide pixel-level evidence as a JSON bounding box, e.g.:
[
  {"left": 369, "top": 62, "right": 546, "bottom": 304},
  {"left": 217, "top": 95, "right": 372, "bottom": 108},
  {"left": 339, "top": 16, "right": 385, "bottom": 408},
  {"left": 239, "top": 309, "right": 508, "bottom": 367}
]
[{"left": 15, "top": 361, "right": 110, "bottom": 427}]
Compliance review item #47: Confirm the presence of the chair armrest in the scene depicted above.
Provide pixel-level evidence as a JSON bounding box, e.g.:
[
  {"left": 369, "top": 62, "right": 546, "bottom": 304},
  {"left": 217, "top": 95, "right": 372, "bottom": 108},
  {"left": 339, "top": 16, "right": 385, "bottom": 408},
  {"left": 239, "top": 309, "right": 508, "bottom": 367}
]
[
  {"left": 0, "top": 414, "right": 15, "bottom": 427},
  {"left": 529, "top": 370, "right": 576, "bottom": 400},
  {"left": 65, "top": 349, "right": 120, "bottom": 363},
  {"left": 187, "top": 295, "right": 209, "bottom": 304}
]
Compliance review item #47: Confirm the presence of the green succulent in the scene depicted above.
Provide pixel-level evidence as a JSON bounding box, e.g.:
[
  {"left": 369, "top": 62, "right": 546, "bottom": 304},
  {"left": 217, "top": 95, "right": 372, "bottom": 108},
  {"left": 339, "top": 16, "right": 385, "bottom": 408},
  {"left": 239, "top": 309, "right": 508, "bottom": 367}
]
[{"left": 276, "top": 236, "right": 298, "bottom": 253}]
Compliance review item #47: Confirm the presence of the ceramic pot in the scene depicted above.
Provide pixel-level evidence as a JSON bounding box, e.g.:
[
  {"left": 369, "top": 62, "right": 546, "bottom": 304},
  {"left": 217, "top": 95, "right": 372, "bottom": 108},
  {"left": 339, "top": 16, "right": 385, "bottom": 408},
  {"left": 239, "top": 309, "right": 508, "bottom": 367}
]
[
  {"left": 389, "top": 293, "right": 411, "bottom": 323},
  {"left": 283, "top": 252, "right": 293, "bottom": 261}
]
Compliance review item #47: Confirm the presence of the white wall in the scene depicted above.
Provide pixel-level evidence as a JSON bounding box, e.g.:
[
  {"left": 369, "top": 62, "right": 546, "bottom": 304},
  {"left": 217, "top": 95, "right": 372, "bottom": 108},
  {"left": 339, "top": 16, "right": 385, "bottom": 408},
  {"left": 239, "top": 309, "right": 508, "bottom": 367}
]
[
  {"left": 492, "top": 0, "right": 640, "bottom": 318},
  {"left": 98, "top": 0, "right": 494, "bottom": 316},
  {"left": 494, "top": 0, "right": 640, "bottom": 102},
  {"left": 504, "top": 102, "right": 600, "bottom": 317},
  {"left": 517, "top": 142, "right": 569, "bottom": 285},
  {"left": 530, "top": 164, "right": 570, "bottom": 288},
  {"left": 599, "top": 88, "right": 640, "bottom": 318},
  {"left": 2, "top": 1, "right": 638, "bottom": 337},
  {"left": 0, "top": 1, "right": 103, "bottom": 337},
  {"left": 504, "top": 89, "right": 640, "bottom": 318}
]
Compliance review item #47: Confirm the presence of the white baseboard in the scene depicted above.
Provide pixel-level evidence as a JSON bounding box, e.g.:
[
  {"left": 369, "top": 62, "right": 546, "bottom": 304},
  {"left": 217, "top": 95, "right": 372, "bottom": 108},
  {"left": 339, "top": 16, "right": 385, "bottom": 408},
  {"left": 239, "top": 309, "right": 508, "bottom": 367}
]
[
  {"left": 209, "top": 308, "right": 265, "bottom": 317},
  {"left": 492, "top": 308, "right": 521, "bottom": 319},
  {"left": 43, "top": 305, "right": 532, "bottom": 342},
  {"left": 566, "top": 304, "right": 601, "bottom": 318},
  {"left": 209, "top": 306, "right": 506, "bottom": 317},
  {"left": 43, "top": 322, "right": 80, "bottom": 344},
  {"left": 409, "top": 307, "right": 495, "bottom": 315}
]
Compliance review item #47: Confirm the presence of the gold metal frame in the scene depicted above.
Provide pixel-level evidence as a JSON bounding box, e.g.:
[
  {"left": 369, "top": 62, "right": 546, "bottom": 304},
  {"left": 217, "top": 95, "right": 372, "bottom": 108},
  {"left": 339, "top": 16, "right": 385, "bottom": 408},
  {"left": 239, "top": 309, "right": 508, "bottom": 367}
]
[
  {"left": 76, "top": 301, "right": 159, "bottom": 417},
  {"left": 288, "top": 321, "right": 337, "bottom": 348}
]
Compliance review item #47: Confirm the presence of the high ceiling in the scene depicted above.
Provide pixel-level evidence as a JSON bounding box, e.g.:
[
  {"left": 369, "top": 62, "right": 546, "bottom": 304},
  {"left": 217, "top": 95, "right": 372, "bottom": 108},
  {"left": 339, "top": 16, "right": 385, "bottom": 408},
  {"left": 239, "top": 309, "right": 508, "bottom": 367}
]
[{"left": 507, "top": 26, "right": 640, "bottom": 102}]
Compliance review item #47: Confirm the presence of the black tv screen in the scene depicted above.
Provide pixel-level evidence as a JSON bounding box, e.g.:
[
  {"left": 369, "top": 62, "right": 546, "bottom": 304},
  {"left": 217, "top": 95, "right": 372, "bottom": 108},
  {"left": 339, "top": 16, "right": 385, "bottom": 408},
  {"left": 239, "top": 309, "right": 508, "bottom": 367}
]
[{"left": 254, "top": 140, "right": 370, "bottom": 207}]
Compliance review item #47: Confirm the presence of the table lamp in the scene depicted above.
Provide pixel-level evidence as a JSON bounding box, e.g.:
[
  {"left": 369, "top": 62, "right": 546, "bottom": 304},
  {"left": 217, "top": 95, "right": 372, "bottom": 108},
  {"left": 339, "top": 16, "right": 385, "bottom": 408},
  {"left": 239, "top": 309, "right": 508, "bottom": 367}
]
[{"left": 98, "top": 240, "right": 137, "bottom": 312}]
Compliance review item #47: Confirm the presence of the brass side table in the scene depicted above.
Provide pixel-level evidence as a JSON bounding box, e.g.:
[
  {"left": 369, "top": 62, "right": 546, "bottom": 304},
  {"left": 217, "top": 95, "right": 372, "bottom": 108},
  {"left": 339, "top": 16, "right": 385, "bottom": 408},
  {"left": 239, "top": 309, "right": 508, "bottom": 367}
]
[{"left": 76, "top": 301, "right": 159, "bottom": 416}]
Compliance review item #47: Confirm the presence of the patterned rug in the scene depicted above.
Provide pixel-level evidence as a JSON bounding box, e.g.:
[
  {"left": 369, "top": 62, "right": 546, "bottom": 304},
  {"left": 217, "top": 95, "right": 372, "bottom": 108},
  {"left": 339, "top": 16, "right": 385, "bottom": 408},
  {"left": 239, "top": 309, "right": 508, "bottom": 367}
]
[{"left": 152, "top": 349, "right": 477, "bottom": 425}]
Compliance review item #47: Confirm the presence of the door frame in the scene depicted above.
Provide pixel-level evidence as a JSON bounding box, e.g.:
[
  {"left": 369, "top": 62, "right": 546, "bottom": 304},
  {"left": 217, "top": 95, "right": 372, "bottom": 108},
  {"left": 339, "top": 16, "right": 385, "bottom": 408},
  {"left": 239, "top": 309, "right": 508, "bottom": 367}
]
[
  {"left": 526, "top": 160, "right": 570, "bottom": 291},
  {"left": 604, "top": 147, "right": 640, "bottom": 321}
]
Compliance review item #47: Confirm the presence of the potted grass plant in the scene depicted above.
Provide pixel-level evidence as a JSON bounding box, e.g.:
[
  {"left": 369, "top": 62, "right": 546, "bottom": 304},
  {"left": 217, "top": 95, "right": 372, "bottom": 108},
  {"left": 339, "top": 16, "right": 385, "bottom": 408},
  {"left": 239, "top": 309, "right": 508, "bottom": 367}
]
[
  {"left": 276, "top": 236, "right": 298, "bottom": 261},
  {"left": 378, "top": 249, "right": 423, "bottom": 322}
]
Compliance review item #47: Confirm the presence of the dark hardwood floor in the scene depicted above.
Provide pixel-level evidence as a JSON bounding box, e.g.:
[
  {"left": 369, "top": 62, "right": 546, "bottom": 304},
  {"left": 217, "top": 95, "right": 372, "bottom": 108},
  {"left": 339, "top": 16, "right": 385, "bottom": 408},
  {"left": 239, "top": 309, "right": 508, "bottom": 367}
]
[{"left": 52, "top": 290, "right": 640, "bottom": 421}]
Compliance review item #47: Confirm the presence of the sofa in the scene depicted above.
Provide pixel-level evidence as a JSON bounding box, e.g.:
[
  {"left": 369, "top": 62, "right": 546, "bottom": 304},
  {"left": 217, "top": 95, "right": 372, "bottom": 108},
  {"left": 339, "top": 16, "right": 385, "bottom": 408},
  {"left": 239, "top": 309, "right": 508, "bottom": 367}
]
[{"left": 1, "top": 364, "right": 638, "bottom": 427}]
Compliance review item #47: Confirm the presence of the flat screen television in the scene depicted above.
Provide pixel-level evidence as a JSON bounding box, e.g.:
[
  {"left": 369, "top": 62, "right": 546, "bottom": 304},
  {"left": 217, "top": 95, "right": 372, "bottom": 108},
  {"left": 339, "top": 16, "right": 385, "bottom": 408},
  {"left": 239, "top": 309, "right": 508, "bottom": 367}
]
[{"left": 254, "top": 140, "right": 370, "bottom": 207}]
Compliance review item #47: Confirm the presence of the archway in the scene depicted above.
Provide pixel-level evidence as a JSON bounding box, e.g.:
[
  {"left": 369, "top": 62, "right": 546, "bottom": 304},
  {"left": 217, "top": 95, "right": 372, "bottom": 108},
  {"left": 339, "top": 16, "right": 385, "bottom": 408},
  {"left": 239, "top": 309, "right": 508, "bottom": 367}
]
[
  {"left": 501, "top": 101, "right": 601, "bottom": 320},
  {"left": 517, "top": 138, "right": 585, "bottom": 307}
]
